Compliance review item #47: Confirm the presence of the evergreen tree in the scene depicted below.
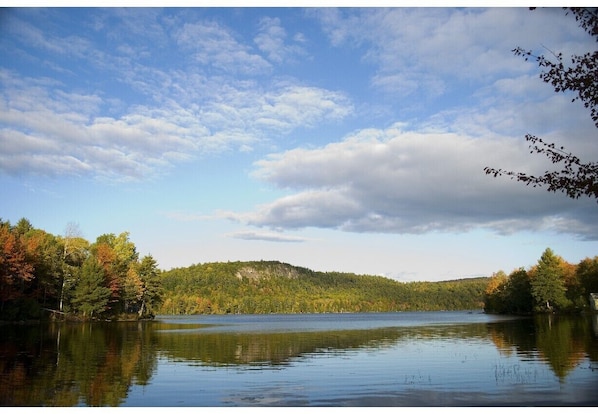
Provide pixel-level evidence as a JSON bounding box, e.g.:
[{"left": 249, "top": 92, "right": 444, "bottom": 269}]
[
  {"left": 138, "top": 255, "right": 162, "bottom": 317},
  {"left": 530, "top": 248, "right": 570, "bottom": 312},
  {"left": 72, "top": 258, "right": 111, "bottom": 319}
]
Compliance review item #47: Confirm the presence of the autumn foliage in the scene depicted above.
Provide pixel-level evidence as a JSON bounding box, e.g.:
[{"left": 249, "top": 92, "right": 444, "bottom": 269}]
[
  {"left": 484, "top": 247, "right": 598, "bottom": 314},
  {"left": 0, "top": 218, "right": 162, "bottom": 321}
]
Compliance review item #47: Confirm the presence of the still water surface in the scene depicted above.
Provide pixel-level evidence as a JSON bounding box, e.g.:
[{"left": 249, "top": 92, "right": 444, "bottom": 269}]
[{"left": 1, "top": 311, "right": 597, "bottom": 406}]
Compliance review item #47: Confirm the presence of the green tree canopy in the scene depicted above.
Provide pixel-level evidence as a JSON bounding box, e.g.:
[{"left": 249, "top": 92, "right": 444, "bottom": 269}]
[
  {"left": 484, "top": 268, "right": 532, "bottom": 314},
  {"left": 530, "top": 248, "right": 570, "bottom": 312},
  {"left": 137, "top": 254, "right": 162, "bottom": 317},
  {"left": 71, "top": 257, "right": 111, "bottom": 319},
  {"left": 576, "top": 256, "right": 598, "bottom": 295}
]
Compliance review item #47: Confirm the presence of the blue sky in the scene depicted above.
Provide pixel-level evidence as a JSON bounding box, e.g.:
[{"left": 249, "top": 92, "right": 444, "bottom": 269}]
[{"left": 2, "top": 7, "right": 598, "bottom": 282}]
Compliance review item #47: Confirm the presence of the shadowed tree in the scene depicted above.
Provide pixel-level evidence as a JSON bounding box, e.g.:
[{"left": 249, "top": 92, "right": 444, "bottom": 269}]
[
  {"left": 484, "top": 271, "right": 508, "bottom": 313},
  {"left": 576, "top": 256, "right": 598, "bottom": 298}
]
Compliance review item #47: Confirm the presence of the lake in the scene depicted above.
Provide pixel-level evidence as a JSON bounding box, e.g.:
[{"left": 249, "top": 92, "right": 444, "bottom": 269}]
[{"left": 1, "top": 311, "right": 597, "bottom": 406}]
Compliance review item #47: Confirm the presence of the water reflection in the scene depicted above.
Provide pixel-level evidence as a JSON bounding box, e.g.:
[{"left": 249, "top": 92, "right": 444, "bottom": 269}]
[
  {"left": 487, "top": 315, "right": 597, "bottom": 381},
  {"left": 0, "top": 322, "right": 160, "bottom": 406},
  {"left": 1, "top": 313, "right": 597, "bottom": 406},
  {"left": 155, "top": 324, "right": 490, "bottom": 367}
]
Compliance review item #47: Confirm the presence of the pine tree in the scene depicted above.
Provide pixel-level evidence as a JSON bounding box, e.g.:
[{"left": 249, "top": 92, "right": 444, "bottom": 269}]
[
  {"left": 530, "top": 248, "right": 570, "bottom": 311},
  {"left": 72, "top": 258, "right": 111, "bottom": 319},
  {"left": 137, "top": 255, "right": 162, "bottom": 318}
]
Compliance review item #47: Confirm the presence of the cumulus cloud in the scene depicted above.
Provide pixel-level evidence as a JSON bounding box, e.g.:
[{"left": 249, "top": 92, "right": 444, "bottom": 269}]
[{"left": 224, "top": 124, "right": 598, "bottom": 239}]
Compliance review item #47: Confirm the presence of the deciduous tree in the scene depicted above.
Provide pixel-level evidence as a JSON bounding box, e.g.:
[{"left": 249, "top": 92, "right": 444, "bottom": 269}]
[
  {"left": 59, "top": 222, "right": 88, "bottom": 312},
  {"left": 0, "top": 221, "right": 34, "bottom": 311},
  {"left": 576, "top": 256, "right": 598, "bottom": 297},
  {"left": 92, "top": 232, "right": 139, "bottom": 314},
  {"left": 21, "top": 228, "right": 64, "bottom": 308}
]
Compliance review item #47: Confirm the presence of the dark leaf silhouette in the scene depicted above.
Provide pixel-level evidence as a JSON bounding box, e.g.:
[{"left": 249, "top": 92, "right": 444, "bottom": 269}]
[{"left": 485, "top": 8, "right": 598, "bottom": 201}]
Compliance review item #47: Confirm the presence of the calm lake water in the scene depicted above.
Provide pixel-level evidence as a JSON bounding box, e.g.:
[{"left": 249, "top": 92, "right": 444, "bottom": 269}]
[{"left": 1, "top": 311, "right": 597, "bottom": 406}]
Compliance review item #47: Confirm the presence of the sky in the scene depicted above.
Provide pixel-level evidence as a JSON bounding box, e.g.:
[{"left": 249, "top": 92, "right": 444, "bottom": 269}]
[{"left": 1, "top": 6, "right": 598, "bottom": 282}]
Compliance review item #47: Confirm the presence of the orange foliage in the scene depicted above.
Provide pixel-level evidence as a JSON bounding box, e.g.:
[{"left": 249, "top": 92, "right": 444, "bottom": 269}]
[{"left": 0, "top": 225, "right": 34, "bottom": 302}]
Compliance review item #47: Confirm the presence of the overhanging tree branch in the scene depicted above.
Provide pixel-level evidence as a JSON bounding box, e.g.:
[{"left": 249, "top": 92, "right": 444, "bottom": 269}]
[
  {"left": 484, "top": 134, "right": 598, "bottom": 200},
  {"left": 485, "top": 7, "right": 598, "bottom": 202}
]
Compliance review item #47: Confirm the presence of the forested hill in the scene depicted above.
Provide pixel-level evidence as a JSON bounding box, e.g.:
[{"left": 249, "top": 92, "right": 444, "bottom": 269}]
[{"left": 159, "top": 261, "right": 489, "bottom": 315}]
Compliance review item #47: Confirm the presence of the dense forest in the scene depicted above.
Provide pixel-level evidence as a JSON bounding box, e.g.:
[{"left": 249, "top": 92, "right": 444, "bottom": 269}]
[
  {"left": 158, "top": 261, "right": 488, "bottom": 314},
  {"left": 484, "top": 248, "right": 598, "bottom": 314},
  {"left": 0, "top": 218, "right": 162, "bottom": 321},
  {"left": 1, "top": 217, "right": 489, "bottom": 320},
  {"left": 3, "top": 217, "right": 598, "bottom": 321}
]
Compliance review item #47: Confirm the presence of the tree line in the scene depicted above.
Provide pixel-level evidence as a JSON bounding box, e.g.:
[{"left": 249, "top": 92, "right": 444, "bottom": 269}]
[
  {"left": 0, "top": 218, "right": 162, "bottom": 321},
  {"left": 158, "top": 260, "right": 489, "bottom": 314},
  {"left": 0, "top": 217, "right": 488, "bottom": 320},
  {"left": 7, "top": 217, "right": 595, "bottom": 319},
  {"left": 484, "top": 247, "right": 598, "bottom": 314}
]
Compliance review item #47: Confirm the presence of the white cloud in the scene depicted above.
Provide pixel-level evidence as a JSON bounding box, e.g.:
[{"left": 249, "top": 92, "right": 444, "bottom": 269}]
[
  {"left": 4, "top": 13, "right": 92, "bottom": 59},
  {"left": 175, "top": 20, "right": 271, "bottom": 75},
  {"left": 254, "top": 17, "right": 288, "bottom": 64},
  {"left": 227, "top": 230, "right": 308, "bottom": 243},
  {"left": 254, "top": 85, "right": 354, "bottom": 132},
  {"left": 1, "top": 10, "right": 355, "bottom": 181},
  {"left": 314, "top": 8, "right": 595, "bottom": 97},
  {"left": 425, "top": 72, "right": 598, "bottom": 154},
  {"left": 254, "top": 16, "right": 307, "bottom": 64},
  {"left": 0, "top": 62, "right": 353, "bottom": 181},
  {"left": 0, "top": 73, "right": 205, "bottom": 180},
  {"left": 225, "top": 124, "right": 598, "bottom": 239}
]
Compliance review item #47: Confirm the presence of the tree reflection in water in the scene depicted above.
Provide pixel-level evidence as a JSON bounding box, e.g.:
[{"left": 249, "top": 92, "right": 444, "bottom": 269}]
[{"left": 0, "top": 313, "right": 597, "bottom": 406}]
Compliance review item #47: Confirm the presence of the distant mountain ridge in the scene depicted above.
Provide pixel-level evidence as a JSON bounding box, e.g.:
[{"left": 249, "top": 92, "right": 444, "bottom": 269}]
[{"left": 159, "top": 260, "right": 489, "bottom": 315}]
